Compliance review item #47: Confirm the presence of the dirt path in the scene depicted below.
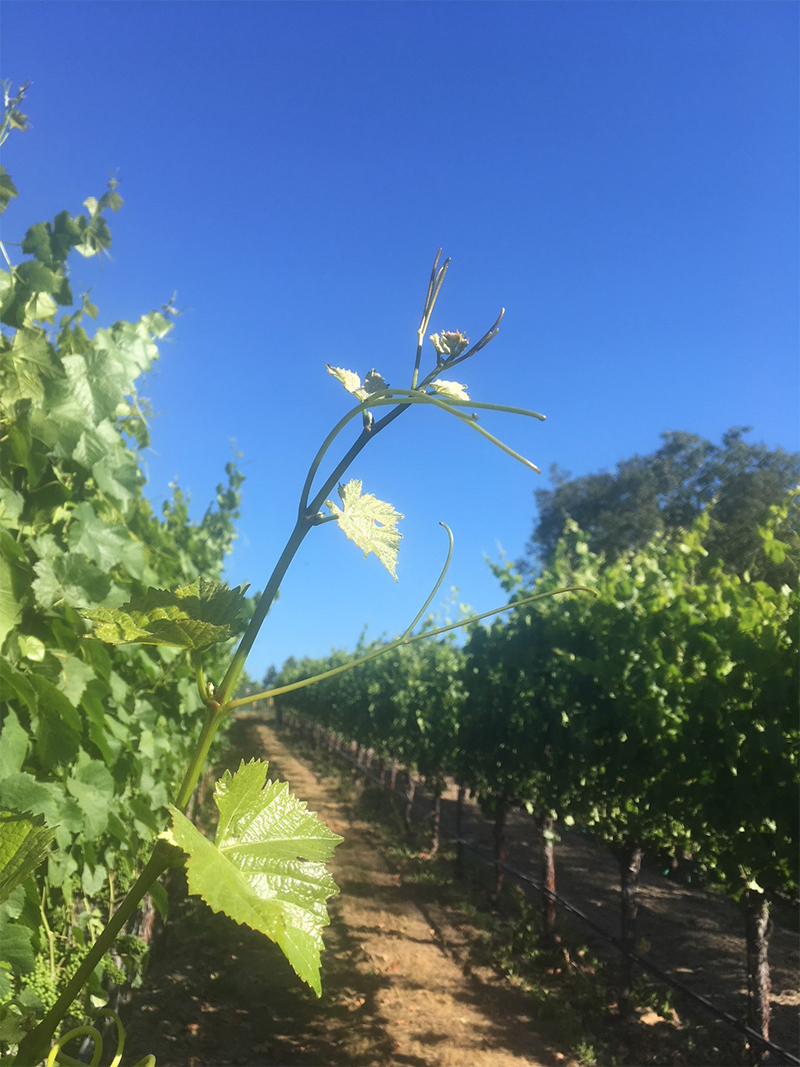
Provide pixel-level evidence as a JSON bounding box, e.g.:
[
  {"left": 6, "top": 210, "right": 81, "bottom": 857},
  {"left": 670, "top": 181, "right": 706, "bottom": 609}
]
[
  {"left": 430, "top": 782, "right": 799, "bottom": 1057},
  {"left": 125, "top": 718, "right": 569, "bottom": 1067},
  {"left": 279, "top": 715, "right": 799, "bottom": 1060}
]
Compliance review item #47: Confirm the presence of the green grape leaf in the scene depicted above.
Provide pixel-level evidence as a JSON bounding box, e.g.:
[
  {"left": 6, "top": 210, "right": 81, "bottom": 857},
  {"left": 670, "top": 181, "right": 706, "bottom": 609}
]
[
  {"left": 325, "top": 479, "right": 403, "bottom": 580},
  {"left": 32, "top": 552, "right": 111, "bottom": 610},
  {"left": 56, "top": 654, "right": 96, "bottom": 707},
  {"left": 0, "top": 661, "right": 36, "bottom": 714},
  {"left": 18, "top": 636, "right": 45, "bottom": 662},
  {"left": 0, "top": 809, "right": 56, "bottom": 904},
  {"left": 430, "top": 378, "right": 469, "bottom": 402},
  {"left": 0, "top": 902, "right": 35, "bottom": 977},
  {"left": 30, "top": 676, "right": 82, "bottom": 770},
  {"left": 84, "top": 578, "right": 249, "bottom": 650},
  {"left": 22, "top": 212, "right": 84, "bottom": 269},
  {"left": 0, "top": 328, "right": 59, "bottom": 406},
  {"left": 23, "top": 292, "right": 58, "bottom": 326},
  {"left": 67, "top": 502, "right": 146, "bottom": 579},
  {"left": 0, "top": 710, "right": 29, "bottom": 779},
  {"left": 0, "top": 773, "right": 65, "bottom": 828},
  {"left": 325, "top": 365, "right": 387, "bottom": 402},
  {"left": 91, "top": 450, "right": 143, "bottom": 505},
  {"left": 0, "top": 556, "right": 22, "bottom": 651},
  {"left": 0, "top": 167, "right": 18, "bottom": 216},
  {"left": 14, "top": 260, "right": 62, "bottom": 296},
  {"left": 65, "top": 756, "right": 115, "bottom": 841},
  {"left": 0, "top": 488, "right": 24, "bottom": 530},
  {"left": 166, "top": 759, "right": 342, "bottom": 996}
]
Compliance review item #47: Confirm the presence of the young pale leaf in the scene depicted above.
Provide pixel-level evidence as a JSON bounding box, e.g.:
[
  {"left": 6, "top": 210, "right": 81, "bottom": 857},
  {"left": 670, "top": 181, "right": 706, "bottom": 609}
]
[
  {"left": 167, "top": 759, "right": 342, "bottom": 996},
  {"left": 0, "top": 809, "right": 56, "bottom": 904},
  {"left": 360, "top": 369, "right": 387, "bottom": 398},
  {"left": 326, "top": 479, "right": 403, "bottom": 580},
  {"left": 430, "top": 378, "right": 470, "bottom": 402},
  {"left": 430, "top": 330, "right": 469, "bottom": 361},
  {"left": 326, "top": 365, "right": 362, "bottom": 395},
  {"left": 84, "top": 578, "right": 249, "bottom": 650},
  {"left": 326, "top": 365, "right": 387, "bottom": 402}
]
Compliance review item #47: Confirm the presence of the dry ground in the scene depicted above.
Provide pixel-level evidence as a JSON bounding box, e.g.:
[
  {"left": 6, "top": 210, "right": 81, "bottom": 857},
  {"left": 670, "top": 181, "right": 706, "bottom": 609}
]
[
  {"left": 124, "top": 714, "right": 799, "bottom": 1067},
  {"left": 125, "top": 717, "right": 570, "bottom": 1067}
]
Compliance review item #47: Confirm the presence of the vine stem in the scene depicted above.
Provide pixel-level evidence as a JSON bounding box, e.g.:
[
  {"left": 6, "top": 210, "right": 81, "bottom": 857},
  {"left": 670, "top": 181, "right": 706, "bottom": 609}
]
[
  {"left": 39, "top": 887, "right": 55, "bottom": 980},
  {"left": 227, "top": 584, "right": 597, "bottom": 711},
  {"left": 15, "top": 367, "right": 419, "bottom": 1066},
  {"left": 173, "top": 702, "right": 224, "bottom": 812},
  {"left": 297, "top": 388, "right": 544, "bottom": 519},
  {"left": 14, "top": 843, "right": 172, "bottom": 1067},
  {"left": 15, "top": 257, "right": 518, "bottom": 1063},
  {"left": 216, "top": 394, "right": 419, "bottom": 707}
]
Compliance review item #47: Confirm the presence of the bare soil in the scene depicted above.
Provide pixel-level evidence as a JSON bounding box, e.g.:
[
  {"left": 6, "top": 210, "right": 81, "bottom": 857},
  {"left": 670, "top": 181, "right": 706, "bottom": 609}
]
[
  {"left": 125, "top": 717, "right": 569, "bottom": 1067},
  {"left": 433, "top": 775, "right": 799, "bottom": 1059},
  {"left": 124, "top": 714, "right": 799, "bottom": 1067}
]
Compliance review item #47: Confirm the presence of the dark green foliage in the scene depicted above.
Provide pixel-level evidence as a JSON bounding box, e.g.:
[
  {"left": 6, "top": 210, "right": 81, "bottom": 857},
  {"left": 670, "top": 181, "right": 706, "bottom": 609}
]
[
  {"left": 275, "top": 634, "right": 465, "bottom": 796},
  {"left": 280, "top": 496, "right": 799, "bottom": 905},
  {"left": 525, "top": 428, "right": 799, "bottom": 587},
  {"left": 0, "top": 153, "right": 245, "bottom": 1043}
]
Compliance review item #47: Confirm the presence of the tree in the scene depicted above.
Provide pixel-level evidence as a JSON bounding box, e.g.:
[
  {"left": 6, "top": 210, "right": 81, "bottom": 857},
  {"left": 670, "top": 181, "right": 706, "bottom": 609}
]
[{"left": 524, "top": 429, "right": 799, "bottom": 587}]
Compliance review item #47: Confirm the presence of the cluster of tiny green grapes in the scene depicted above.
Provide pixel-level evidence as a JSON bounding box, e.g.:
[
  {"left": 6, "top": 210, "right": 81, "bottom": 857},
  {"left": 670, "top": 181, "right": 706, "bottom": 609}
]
[
  {"left": 101, "top": 959, "right": 126, "bottom": 987},
  {"left": 114, "top": 934, "right": 149, "bottom": 985},
  {"left": 61, "top": 943, "right": 92, "bottom": 983},
  {"left": 19, "top": 942, "right": 98, "bottom": 1018},
  {"left": 18, "top": 957, "right": 59, "bottom": 1015},
  {"left": 115, "top": 935, "right": 148, "bottom": 962},
  {"left": 114, "top": 855, "right": 139, "bottom": 897}
]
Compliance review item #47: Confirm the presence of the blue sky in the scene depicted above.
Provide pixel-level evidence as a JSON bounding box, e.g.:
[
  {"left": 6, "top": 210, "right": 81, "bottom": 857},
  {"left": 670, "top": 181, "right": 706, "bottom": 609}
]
[{"left": 3, "top": 1, "right": 798, "bottom": 681}]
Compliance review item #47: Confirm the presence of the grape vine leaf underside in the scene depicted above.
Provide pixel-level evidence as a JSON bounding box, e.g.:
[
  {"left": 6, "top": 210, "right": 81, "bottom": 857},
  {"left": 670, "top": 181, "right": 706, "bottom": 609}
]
[
  {"left": 325, "top": 364, "right": 387, "bottom": 402},
  {"left": 83, "top": 578, "right": 249, "bottom": 650},
  {"left": 430, "top": 378, "right": 470, "bottom": 401},
  {"left": 167, "top": 759, "right": 342, "bottom": 996},
  {"left": 0, "top": 808, "right": 55, "bottom": 904},
  {"left": 326, "top": 479, "right": 403, "bottom": 580}
]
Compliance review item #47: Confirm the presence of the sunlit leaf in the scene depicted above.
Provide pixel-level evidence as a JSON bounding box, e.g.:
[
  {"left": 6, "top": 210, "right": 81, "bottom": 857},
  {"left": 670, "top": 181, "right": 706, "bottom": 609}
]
[
  {"left": 430, "top": 378, "right": 469, "bottom": 402},
  {"left": 326, "top": 479, "right": 403, "bottom": 580},
  {"left": 359, "top": 369, "right": 387, "bottom": 399},
  {"left": 0, "top": 810, "right": 55, "bottom": 904},
  {"left": 325, "top": 365, "right": 387, "bottom": 402},
  {"left": 84, "top": 578, "right": 250, "bottom": 650},
  {"left": 167, "top": 759, "right": 342, "bottom": 996},
  {"left": 326, "top": 364, "right": 361, "bottom": 395}
]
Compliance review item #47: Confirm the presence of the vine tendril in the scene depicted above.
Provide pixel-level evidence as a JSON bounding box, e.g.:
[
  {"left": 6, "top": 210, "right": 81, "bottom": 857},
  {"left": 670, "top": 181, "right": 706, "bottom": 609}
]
[{"left": 45, "top": 1009, "right": 156, "bottom": 1067}]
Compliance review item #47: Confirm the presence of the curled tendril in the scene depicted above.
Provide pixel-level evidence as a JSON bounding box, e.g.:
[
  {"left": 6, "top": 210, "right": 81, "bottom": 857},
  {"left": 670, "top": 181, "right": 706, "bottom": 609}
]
[{"left": 45, "top": 1008, "right": 156, "bottom": 1067}]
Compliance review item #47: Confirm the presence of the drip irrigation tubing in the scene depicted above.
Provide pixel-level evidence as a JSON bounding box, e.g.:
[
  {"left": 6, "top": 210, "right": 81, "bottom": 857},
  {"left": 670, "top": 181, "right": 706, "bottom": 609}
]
[{"left": 290, "top": 722, "right": 800, "bottom": 1067}]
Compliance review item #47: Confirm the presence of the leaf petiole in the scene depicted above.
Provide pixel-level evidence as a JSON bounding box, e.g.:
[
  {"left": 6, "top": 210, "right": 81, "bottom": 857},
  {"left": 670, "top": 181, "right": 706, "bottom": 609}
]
[{"left": 298, "top": 389, "right": 545, "bottom": 518}]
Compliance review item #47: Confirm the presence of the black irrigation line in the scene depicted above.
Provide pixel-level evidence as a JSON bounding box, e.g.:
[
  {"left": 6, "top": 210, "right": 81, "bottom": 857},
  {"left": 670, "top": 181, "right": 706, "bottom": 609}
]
[{"left": 290, "top": 722, "right": 800, "bottom": 1067}]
